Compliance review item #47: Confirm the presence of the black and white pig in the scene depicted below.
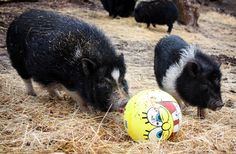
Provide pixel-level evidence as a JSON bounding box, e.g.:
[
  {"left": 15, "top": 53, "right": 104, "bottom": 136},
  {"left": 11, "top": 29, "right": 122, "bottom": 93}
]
[
  {"left": 134, "top": 0, "right": 178, "bottom": 33},
  {"left": 154, "top": 35, "right": 224, "bottom": 118},
  {"left": 7, "top": 9, "right": 129, "bottom": 112},
  {"left": 100, "top": 0, "right": 135, "bottom": 18}
]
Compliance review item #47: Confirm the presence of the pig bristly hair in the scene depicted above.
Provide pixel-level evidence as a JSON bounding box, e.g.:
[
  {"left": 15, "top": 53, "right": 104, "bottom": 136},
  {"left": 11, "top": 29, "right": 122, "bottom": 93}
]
[
  {"left": 162, "top": 45, "right": 196, "bottom": 97},
  {"left": 7, "top": 9, "right": 129, "bottom": 111},
  {"left": 154, "top": 35, "right": 223, "bottom": 111}
]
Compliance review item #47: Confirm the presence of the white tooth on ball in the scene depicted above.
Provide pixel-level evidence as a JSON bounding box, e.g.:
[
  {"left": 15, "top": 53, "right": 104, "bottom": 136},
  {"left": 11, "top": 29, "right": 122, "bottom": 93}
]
[
  {"left": 162, "top": 45, "right": 196, "bottom": 95},
  {"left": 111, "top": 68, "right": 120, "bottom": 84}
]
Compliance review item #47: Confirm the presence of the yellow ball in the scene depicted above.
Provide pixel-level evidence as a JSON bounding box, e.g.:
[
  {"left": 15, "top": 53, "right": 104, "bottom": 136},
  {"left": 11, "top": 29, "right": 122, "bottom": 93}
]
[{"left": 123, "top": 89, "right": 182, "bottom": 141}]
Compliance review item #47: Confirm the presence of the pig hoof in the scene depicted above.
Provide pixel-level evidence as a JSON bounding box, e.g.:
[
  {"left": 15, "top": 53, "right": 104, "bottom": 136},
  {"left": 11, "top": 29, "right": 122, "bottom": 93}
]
[
  {"left": 49, "top": 93, "right": 63, "bottom": 100},
  {"left": 198, "top": 114, "right": 205, "bottom": 119},
  {"left": 27, "top": 91, "right": 37, "bottom": 96},
  {"left": 197, "top": 107, "right": 206, "bottom": 119},
  {"left": 78, "top": 105, "right": 89, "bottom": 112},
  {"left": 63, "top": 93, "right": 71, "bottom": 100},
  {"left": 200, "top": 116, "right": 205, "bottom": 119},
  {"left": 87, "top": 105, "right": 95, "bottom": 112},
  {"left": 197, "top": 113, "right": 205, "bottom": 119},
  {"left": 48, "top": 89, "right": 64, "bottom": 100},
  {"left": 49, "top": 95, "right": 63, "bottom": 100},
  {"left": 56, "top": 94, "right": 64, "bottom": 100}
]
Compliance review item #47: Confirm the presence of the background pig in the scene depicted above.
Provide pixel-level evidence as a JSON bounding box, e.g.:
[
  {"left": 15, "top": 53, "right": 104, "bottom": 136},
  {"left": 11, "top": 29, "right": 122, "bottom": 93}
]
[
  {"left": 7, "top": 9, "right": 129, "bottom": 112},
  {"left": 134, "top": 0, "right": 178, "bottom": 33},
  {"left": 154, "top": 35, "right": 224, "bottom": 118},
  {"left": 100, "top": 0, "right": 135, "bottom": 18}
]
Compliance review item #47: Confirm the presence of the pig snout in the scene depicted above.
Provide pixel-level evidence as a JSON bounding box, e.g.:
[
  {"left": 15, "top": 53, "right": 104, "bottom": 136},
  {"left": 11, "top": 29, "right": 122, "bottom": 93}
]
[
  {"left": 110, "top": 97, "right": 129, "bottom": 112},
  {"left": 215, "top": 101, "right": 224, "bottom": 111},
  {"left": 118, "top": 98, "right": 129, "bottom": 108},
  {"left": 208, "top": 100, "right": 224, "bottom": 111}
]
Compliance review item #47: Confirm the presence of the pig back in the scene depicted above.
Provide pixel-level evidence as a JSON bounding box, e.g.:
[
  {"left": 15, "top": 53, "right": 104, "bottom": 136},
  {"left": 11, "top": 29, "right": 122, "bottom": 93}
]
[{"left": 154, "top": 35, "right": 189, "bottom": 87}]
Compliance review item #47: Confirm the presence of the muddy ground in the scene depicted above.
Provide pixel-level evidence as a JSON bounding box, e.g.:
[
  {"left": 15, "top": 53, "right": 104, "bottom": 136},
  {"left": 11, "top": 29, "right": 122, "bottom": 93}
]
[{"left": 0, "top": 0, "right": 235, "bottom": 153}]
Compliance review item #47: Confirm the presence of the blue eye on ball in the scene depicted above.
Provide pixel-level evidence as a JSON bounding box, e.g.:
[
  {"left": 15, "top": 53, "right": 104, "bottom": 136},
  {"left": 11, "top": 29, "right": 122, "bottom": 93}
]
[
  {"left": 156, "top": 131, "right": 163, "bottom": 138},
  {"left": 156, "top": 113, "right": 162, "bottom": 122}
]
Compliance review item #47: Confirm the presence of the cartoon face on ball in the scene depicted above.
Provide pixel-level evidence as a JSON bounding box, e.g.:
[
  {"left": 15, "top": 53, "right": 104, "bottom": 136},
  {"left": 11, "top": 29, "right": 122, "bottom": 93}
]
[
  {"left": 123, "top": 89, "right": 182, "bottom": 142},
  {"left": 159, "top": 101, "right": 182, "bottom": 132},
  {"left": 142, "top": 105, "right": 174, "bottom": 140}
]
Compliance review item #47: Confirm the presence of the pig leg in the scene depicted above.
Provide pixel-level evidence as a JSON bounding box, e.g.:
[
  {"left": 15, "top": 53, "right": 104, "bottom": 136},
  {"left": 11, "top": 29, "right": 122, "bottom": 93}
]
[
  {"left": 175, "top": 97, "right": 188, "bottom": 114},
  {"left": 8, "top": 47, "right": 36, "bottom": 96},
  {"left": 45, "top": 84, "right": 63, "bottom": 100},
  {"left": 179, "top": 101, "right": 188, "bottom": 110},
  {"left": 65, "top": 90, "right": 88, "bottom": 111},
  {"left": 167, "top": 23, "right": 173, "bottom": 33},
  {"left": 146, "top": 23, "right": 150, "bottom": 28},
  {"left": 152, "top": 24, "right": 156, "bottom": 28},
  {"left": 197, "top": 107, "right": 205, "bottom": 119},
  {"left": 23, "top": 79, "right": 37, "bottom": 96}
]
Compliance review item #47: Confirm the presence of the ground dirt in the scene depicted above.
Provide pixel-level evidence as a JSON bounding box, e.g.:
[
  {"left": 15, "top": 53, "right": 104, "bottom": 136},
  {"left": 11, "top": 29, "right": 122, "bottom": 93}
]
[{"left": 0, "top": 0, "right": 235, "bottom": 153}]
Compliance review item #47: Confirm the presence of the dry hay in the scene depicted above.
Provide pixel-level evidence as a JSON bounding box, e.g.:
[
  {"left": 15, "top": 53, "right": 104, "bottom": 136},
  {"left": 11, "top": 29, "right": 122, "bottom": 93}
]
[
  {"left": 0, "top": 72, "right": 235, "bottom": 153},
  {"left": 0, "top": 1, "right": 236, "bottom": 153}
]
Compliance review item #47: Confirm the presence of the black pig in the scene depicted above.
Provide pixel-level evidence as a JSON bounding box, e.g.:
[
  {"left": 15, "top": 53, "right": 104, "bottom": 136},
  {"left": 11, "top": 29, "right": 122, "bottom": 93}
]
[
  {"left": 7, "top": 9, "right": 129, "bottom": 112},
  {"left": 100, "top": 0, "right": 135, "bottom": 18},
  {"left": 134, "top": 0, "right": 178, "bottom": 33},
  {"left": 154, "top": 35, "right": 224, "bottom": 118}
]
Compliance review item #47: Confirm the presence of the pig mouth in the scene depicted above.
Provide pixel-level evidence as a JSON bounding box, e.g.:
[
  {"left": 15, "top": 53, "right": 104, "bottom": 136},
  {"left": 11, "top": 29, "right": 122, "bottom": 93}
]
[
  {"left": 208, "top": 104, "right": 224, "bottom": 111},
  {"left": 207, "top": 99, "right": 224, "bottom": 111},
  {"left": 110, "top": 98, "right": 128, "bottom": 113},
  {"left": 215, "top": 106, "right": 223, "bottom": 111},
  {"left": 211, "top": 106, "right": 223, "bottom": 111}
]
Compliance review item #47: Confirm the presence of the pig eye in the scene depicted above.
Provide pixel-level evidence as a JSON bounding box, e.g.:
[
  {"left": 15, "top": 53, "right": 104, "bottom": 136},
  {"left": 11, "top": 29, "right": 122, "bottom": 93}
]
[
  {"left": 98, "top": 78, "right": 112, "bottom": 87},
  {"left": 121, "top": 79, "right": 127, "bottom": 85}
]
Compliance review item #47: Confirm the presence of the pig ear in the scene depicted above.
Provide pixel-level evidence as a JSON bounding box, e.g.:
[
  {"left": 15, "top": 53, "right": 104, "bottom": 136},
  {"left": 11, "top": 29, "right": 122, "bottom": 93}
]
[
  {"left": 81, "top": 58, "right": 97, "bottom": 76},
  {"left": 186, "top": 60, "right": 201, "bottom": 77}
]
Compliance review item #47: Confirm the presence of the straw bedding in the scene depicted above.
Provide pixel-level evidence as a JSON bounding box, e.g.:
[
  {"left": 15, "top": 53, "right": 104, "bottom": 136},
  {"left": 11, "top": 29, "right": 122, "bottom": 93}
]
[{"left": 0, "top": 1, "right": 235, "bottom": 153}]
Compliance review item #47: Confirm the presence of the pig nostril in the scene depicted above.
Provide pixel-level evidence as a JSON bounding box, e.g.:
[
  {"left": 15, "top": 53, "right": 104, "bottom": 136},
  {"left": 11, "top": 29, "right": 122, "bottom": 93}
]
[
  {"left": 215, "top": 102, "right": 224, "bottom": 111},
  {"left": 118, "top": 108, "right": 124, "bottom": 113},
  {"left": 217, "top": 102, "right": 224, "bottom": 107}
]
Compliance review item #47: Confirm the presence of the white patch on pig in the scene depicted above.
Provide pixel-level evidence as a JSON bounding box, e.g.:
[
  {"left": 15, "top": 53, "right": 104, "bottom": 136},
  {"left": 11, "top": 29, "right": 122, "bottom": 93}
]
[
  {"left": 111, "top": 68, "right": 120, "bottom": 84},
  {"left": 162, "top": 45, "right": 196, "bottom": 96}
]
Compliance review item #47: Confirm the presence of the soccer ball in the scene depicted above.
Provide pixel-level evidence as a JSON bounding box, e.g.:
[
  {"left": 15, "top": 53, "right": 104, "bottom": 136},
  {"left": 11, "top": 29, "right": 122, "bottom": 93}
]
[{"left": 124, "top": 89, "right": 182, "bottom": 141}]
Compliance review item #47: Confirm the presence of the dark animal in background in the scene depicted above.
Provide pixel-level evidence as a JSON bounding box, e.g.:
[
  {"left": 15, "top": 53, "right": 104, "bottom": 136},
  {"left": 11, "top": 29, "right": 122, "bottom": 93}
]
[
  {"left": 154, "top": 35, "right": 224, "bottom": 118},
  {"left": 7, "top": 9, "right": 129, "bottom": 112},
  {"left": 100, "top": 0, "right": 135, "bottom": 18},
  {"left": 134, "top": 0, "right": 178, "bottom": 33}
]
